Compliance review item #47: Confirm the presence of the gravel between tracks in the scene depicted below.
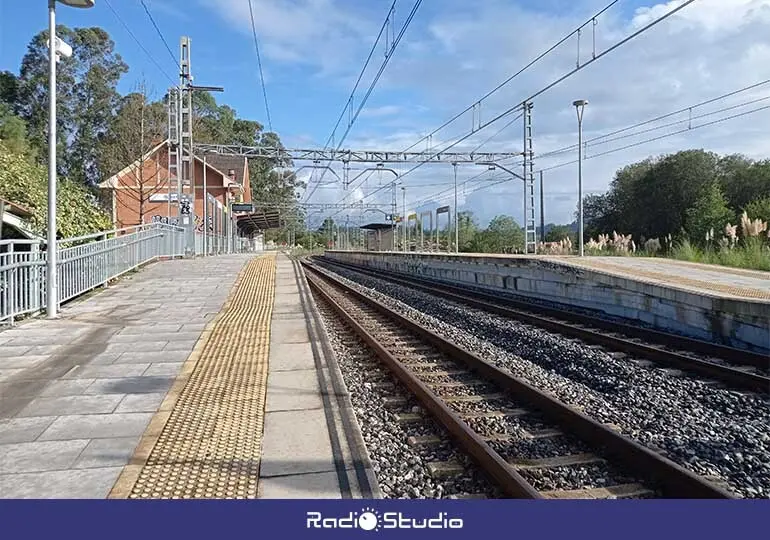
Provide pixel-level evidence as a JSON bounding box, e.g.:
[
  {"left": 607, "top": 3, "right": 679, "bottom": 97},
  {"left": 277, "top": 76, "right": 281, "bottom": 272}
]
[
  {"left": 314, "top": 261, "right": 770, "bottom": 499},
  {"left": 312, "top": 291, "right": 500, "bottom": 499}
]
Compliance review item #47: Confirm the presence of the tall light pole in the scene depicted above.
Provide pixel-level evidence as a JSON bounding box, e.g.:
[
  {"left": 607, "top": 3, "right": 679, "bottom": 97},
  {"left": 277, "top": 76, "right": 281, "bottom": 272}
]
[
  {"left": 452, "top": 162, "right": 458, "bottom": 253},
  {"left": 47, "top": 0, "right": 95, "bottom": 318},
  {"left": 573, "top": 99, "right": 589, "bottom": 257}
]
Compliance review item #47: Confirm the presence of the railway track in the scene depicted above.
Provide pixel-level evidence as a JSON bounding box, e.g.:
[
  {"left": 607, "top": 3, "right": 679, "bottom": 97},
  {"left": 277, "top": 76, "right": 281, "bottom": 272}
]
[
  {"left": 302, "top": 260, "right": 735, "bottom": 499},
  {"left": 317, "top": 257, "right": 770, "bottom": 394}
]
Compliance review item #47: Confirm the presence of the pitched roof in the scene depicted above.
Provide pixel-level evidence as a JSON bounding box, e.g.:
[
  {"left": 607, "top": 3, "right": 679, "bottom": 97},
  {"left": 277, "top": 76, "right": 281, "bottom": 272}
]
[
  {"left": 0, "top": 197, "right": 33, "bottom": 218},
  {"left": 97, "top": 140, "right": 244, "bottom": 190},
  {"left": 202, "top": 154, "right": 248, "bottom": 186}
]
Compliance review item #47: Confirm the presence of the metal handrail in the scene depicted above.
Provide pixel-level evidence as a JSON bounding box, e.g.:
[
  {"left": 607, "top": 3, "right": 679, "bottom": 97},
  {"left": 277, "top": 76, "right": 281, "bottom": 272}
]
[{"left": 0, "top": 222, "right": 186, "bottom": 325}]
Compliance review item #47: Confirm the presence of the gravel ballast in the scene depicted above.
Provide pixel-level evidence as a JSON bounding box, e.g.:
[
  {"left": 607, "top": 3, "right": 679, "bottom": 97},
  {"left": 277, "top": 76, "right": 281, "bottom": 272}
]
[
  {"left": 314, "top": 260, "right": 770, "bottom": 499},
  {"left": 312, "top": 291, "right": 500, "bottom": 499}
]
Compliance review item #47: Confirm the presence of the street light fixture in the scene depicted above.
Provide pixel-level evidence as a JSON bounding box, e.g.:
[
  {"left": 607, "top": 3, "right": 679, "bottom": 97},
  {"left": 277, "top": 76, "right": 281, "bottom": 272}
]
[
  {"left": 47, "top": 0, "right": 95, "bottom": 319},
  {"left": 573, "top": 99, "right": 589, "bottom": 257}
]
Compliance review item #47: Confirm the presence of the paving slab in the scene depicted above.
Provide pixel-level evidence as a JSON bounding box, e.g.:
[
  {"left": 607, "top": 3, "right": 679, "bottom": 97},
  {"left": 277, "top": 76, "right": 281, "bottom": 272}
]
[
  {"left": 142, "top": 362, "right": 184, "bottom": 377},
  {"left": 114, "top": 393, "right": 166, "bottom": 413},
  {"left": 269, "top": 342, "right": 317, "bottom": 372},
  {"left": 39, "top": 379, "right": 96, "bottom": 397},
  {"left": 0, "top": 467, "right": 123, "bottom": 499},
  {"left": 73, "top": 437, "right": 139, "bottom": 469},
  {"left": 259, "top": 470, "right": 343, "bottom": 499},
  {"left": 113, "top": 350, "right": 190, "bottom": 364},
  {"left": 84, "top": 376, "right": 174, "bottom": 395},
  {"left": 0, "top": 439, "right": 89, "bottom": 474},
  {"left": 39, "top": 412, "right": 154, "bottom": 441},
  {"left": 259, "top": 408, "right": 336, "bottom": 478},
  {"left": 16, "top": 395, "right": 124, "bottom": 417},
  {"left": 271, "top": 319, "right": 311, "bottom": 344},
  {"left": 265, "top": 369, "right": 323, "bottom": 412},
  {"left": 0, "top": 417, "right": 57, "bottom": 444}
]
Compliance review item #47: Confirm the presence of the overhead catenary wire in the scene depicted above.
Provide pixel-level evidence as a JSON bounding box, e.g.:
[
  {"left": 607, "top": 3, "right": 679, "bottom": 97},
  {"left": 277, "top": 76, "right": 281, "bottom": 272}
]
[
  {"left": 334, "top": 0, "right": 701, "bottom": 215},
  {"left": 318, "top": 0, "right": 398, "bottom": 153},
  {"left": 103, "top": 0, "right": 176, "bottom": 85},
  {"left": 304, "top": 0, "right": 423, "bottom": 201},
  {"left": 400, "top": 0, "right": 621, "bottom": 154},
  {"left": 248, "top": 0, "right": 273, "bottom": 132},
  {"left": 408, "top": 99, "right": 770, "bottom": 209},
  {"left": 531, "top": 78, "right": 770, "bottom": 161},
  {"left": 139, "top": 0, "right": 179, "bottom": 70}
]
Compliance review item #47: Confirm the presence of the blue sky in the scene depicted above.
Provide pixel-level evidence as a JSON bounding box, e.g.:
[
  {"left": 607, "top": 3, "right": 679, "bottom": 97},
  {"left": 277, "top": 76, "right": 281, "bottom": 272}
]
[{"left": 2, "top": 1, "right": 770, "bottom": 229}]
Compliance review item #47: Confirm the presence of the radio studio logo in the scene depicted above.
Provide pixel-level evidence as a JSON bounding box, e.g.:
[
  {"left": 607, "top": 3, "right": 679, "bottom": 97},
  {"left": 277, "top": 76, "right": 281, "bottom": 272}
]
[{"left": 306, "top": 507, "right": 464, "bottom": 531}]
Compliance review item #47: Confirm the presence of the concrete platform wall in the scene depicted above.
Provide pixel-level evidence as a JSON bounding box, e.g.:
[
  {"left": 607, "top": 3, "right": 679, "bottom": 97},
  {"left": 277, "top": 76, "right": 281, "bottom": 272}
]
[{"left": 325, "top": 251, "right": 770, "bottom": 354}]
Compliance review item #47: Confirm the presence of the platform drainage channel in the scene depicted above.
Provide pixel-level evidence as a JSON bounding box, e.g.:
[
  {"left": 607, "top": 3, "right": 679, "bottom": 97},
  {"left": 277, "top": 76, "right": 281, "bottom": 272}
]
[{"left": 110, "top": 254, "right": 276, "bottom": 499}]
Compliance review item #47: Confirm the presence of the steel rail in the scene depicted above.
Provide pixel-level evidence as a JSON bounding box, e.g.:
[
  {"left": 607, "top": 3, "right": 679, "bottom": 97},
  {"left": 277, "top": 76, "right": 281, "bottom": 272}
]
[
  {"left": 302, "top": 260, "right": 735, "bottom": 499},
  {"left": 319, "top": 257, "right": 770, "bottom": 393},
  {"left": 304, "top": 266, "right": 541, "bottom": 498}
]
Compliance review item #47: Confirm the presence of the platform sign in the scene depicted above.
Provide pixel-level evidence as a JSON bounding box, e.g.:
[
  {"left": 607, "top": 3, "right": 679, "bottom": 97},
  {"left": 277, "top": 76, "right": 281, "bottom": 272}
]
[{"left": 231, "top": 203, "right": 253, "bottom": 213}]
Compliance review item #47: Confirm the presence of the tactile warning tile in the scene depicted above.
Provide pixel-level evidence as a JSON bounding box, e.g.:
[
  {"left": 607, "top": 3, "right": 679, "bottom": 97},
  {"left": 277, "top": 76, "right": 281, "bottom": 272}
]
[
  {"left": 108, "top": 254, "right": 276, "bottom": 499},
  {"left": 551, "top": 257, "right": 770, "bottom": 301}
]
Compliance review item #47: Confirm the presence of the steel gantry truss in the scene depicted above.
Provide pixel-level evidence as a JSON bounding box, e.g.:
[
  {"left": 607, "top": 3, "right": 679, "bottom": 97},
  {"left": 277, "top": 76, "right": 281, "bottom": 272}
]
[{"left": 193, "top": 144, "right": 521, "bottom": 164}]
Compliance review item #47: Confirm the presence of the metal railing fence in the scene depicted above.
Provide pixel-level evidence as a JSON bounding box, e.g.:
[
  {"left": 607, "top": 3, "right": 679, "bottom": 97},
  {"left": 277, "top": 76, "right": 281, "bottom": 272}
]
[{"left": 1, "top": 223, "right": 185, "bottom": 325}]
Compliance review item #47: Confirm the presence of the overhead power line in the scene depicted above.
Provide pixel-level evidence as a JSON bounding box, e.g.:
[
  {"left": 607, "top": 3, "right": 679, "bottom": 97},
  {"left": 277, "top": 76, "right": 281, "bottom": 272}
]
[
  {"left": 248, "top": 0, "right": 273, "bottom": 132},
  {"left": 319, "top": 0, "right": 397, "bottom": 153},
  {"left": 401, "top": 0, "right": 621, "bottom": 154},
  {"left": 531, "top": 77, "right": 770, "bottom": 161},
  {"left": 139, "top": 0, "right": 179, "bottom": 70},
  {"left": 353, "top": 0, "right": 700, "bottom": 202},
  {"left": 103, "top": 0, "right": 176, "bottom": 85},
  {"left": 410, "top": 96, "right": 770, "bottom": 208},
  {"left": 304, "top": 0, "right": 423, "bottom": 201}
]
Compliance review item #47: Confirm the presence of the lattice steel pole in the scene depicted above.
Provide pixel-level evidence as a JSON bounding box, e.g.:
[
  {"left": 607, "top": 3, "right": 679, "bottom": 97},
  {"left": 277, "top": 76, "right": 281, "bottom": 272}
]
[{"left": 522, "top": 102, "right": 536, "bottom": 254}]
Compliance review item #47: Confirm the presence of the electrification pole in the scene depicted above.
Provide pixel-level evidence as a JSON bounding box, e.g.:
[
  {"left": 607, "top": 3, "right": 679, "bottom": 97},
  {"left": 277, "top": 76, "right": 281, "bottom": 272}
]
[{"left": 452, "top": 162, "right": 458, "bottom": 253}]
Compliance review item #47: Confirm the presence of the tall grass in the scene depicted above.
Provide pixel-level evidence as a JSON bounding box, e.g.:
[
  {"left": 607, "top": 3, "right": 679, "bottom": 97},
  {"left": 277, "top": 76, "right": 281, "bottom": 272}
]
[{"left": 670, "top": 238, "right": 770, "bottom": 271}]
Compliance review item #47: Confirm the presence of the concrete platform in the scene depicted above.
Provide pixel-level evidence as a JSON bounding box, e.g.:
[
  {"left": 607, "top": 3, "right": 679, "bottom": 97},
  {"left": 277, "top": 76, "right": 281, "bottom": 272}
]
[
  {"left": 0, "top": 252, "right": 379, "bottom": 499},
  {"left": 258, "top": 255, "right": 379, "bottom": 499},
  {"left": 325, "top": 251, "right": 770, "bottom": 354},
  {"left": 0, "top": 255, "right": 252, "bottom": 498}
]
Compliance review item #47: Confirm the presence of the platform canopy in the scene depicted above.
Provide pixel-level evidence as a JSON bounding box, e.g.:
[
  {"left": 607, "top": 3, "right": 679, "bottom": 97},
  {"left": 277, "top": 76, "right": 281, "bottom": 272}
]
[
  {"left": 360, "top": 222, "right": 394, "bottom": 231},
  {"left": 235, "top": 208, "right": 282, "bottom": 235}
]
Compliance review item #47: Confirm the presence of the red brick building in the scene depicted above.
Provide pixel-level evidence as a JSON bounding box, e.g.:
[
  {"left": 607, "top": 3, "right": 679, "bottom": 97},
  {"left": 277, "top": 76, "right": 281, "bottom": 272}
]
[{"left": 98, "top": 140, "right": 251, "bottom": 230}]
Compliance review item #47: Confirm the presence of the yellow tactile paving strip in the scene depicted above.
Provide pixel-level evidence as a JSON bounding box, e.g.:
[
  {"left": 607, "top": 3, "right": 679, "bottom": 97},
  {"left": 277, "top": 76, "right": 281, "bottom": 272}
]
[
  {"left": 108, "top": 254, "right": 276, "bottom": 499},
  {"left": 551, "top": 257, "right": 770, "bottom": 300}
]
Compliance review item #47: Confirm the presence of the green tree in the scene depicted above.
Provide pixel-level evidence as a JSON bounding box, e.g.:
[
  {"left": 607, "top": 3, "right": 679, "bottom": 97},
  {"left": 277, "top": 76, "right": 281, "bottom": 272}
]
[
  {"left": 457, "top": 211, "right": 479, "bottom": 252},
  {"left": 0, "top": 104, "right": 33, "bottom": 157},
  {"left": 476, "top": 215, "right": 524, "bottom": 253},
  {"left": 0, "top": 142, "right": 111, "bottom": 238},
  {"left": 16, "top": 25, "right": 127, "bottom": 184},
  {"left": 684, "top": 181, "right": 734, "bottom": 245},
  {"left": 544, "top": 224, "right": 574, "bottom": 243},
  {"left": 719, "top": 159, "right": 770, "bottom": 212},
  {"left": 0, "top": 71, "right": 18, "bottom": 106},
  {"left": 743, "top": 196, "right": 770, "bottom": 223}
]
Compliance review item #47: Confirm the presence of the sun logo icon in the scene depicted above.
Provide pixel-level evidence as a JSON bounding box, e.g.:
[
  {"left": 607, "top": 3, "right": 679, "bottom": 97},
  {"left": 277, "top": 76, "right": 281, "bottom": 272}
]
[{"left": 357, "top": 507, "right": 382, "bottom": 532}]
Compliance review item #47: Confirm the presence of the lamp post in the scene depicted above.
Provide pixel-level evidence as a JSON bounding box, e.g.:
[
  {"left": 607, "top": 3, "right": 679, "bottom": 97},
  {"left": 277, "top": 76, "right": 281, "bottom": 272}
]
[
  {"left": 573, "top": 99, "right": 588, "bottom": 257},
  {"left": 47, "top": 0, "right": 94, "bottom": 318}
]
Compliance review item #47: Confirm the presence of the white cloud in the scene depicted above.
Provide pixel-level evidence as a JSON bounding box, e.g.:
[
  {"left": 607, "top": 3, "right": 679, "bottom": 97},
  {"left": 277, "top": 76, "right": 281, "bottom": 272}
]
[
  {"left": 326, "top": 0, "right": 770, "bottom": 227},
  {"left": 199, "top": 0, "right": 375, "bottom": 78},
  {"left": 205, "top": 0, "right": 770, "bottom": 228},
  {"left": 360, "top": 105, "right": 403, "bottom": 118}
]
